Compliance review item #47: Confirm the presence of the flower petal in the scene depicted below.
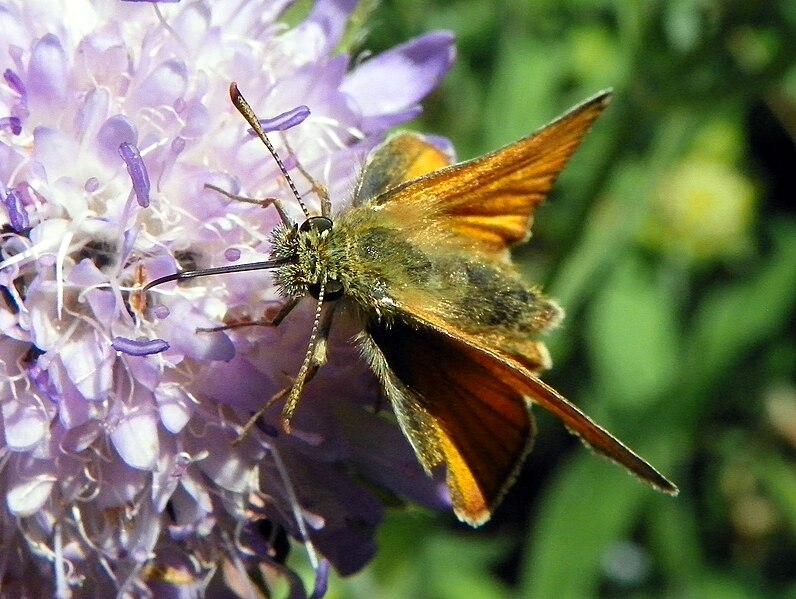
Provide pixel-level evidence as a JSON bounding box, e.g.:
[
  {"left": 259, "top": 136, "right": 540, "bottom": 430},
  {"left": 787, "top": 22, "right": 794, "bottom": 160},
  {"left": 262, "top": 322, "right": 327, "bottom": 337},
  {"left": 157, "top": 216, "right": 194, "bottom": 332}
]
[
  {"left": 96, "top": 114, "right": 137, "bottom": 165},
  {"left": 130, "top": 58, "right": 188, "bottom": 110},
  {"left": 299, "top": 0, "right": 358, "bottom": 57},
  {"left": 158, "top": 301, "right": 236, "bottom": 362},
  {"left": 7, "top": 473, "right": 56, "bottom": 517},
  {"left": 110, "top": 410, "right": 160, "bottom": 470},
  {"left": 32, "top": 126, "right": 82, "bottom": 184},
  {"left": 342, "top": 31, "right": 455, "bottom": 115},
  {"left": 27, "top": 33, "right": 68, "bottom": 108},
  {"left": 155, "top": 383, "right": 194, "bottom": 433},
  {"left": 61, "top": 334, "right": 114, "bottom": 401},
  {"left": 2, "top": 400, "right": 49, "bottom": 450}
]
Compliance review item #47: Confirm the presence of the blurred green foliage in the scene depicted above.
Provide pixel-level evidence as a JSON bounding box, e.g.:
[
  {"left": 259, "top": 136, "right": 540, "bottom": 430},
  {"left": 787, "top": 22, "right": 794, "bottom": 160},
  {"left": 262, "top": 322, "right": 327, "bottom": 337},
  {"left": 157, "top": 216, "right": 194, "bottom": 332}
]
[{"left": 314, "top": 0, "right": 796, "bottom": 597}]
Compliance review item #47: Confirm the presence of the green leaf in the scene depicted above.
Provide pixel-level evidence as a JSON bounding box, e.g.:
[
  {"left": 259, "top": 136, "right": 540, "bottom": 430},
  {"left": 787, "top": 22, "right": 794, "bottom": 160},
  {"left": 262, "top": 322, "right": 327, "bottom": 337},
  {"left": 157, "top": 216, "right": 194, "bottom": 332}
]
[
  {"left": 684, "top": 220, "right": 796, "bottom": 399},
  {"left": 517, "top": 451, "right": 662, "bottom": 599},
  {"left": 586, "top": 253, "right": 680, "bottom": 406},
  {"left": 756, "top": 450, "right": 796, "bottom": 537},
  {"left": 333, "top": 512, "right": 511, "bottom": 599}
]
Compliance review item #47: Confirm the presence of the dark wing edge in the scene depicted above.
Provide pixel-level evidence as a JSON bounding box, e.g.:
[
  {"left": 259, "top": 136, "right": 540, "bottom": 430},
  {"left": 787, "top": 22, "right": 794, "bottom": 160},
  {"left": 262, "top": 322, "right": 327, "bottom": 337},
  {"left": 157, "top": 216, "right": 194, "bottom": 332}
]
[
  {"left": 361, "top": 309, "right": 678, "bottom": 517},
  {"left": 418, "top": 311, "right": 679, "bottom": 496},
  {"left": 358, "top": 320, "right": 536, "bottom": 526}
]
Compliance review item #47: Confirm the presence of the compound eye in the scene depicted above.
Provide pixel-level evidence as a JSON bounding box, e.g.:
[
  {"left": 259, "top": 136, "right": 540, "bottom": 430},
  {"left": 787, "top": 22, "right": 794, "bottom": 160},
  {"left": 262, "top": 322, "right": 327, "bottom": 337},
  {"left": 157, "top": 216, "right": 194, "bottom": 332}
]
[
  {"left": 299, "top": 216, "right": 333, "bottom": 234},
  {"left": 308, "top": 279, "right": 343, "bottom": 302},
  {"left": 324, "top": 279, "right": 344, "bottom": 301}
]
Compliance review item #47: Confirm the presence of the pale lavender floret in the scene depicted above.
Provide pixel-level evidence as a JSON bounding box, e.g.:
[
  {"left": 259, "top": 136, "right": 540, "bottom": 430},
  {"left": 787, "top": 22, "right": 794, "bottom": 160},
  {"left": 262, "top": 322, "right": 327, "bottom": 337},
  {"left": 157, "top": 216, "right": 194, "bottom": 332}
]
[
  {"left": 119, "top": 141, "right": 151, "bottom": 207},
  {"left": 299, "top": 0, "right": 358, "bottom": 56},
  {"left": 130, "top": 58, "right": 189, "bottom": 112},
  {"left": 112, "top": 336, "right": 170, "bottom": 356},
  {"left": 3, "top": 69, "right": 29, "bottom": 122},
  {"left": 27, "top": 34, "right": 68, "bottom": 107},
  {"left": 341, "top": 31, "right": 456, "bottom": 132},
  {"left": 96, "top": 114, "right": 138, "bottom": 165},
  {"left": 157, "top": 300, "right": 236, "bottom": 361}
]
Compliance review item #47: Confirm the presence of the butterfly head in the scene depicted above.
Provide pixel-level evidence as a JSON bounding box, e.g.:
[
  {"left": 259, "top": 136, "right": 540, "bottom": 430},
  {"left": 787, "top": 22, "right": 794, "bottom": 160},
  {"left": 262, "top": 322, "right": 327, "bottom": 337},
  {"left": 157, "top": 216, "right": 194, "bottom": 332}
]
[{"left": 270, "top": 215, "right": 344, "bottom": 301}]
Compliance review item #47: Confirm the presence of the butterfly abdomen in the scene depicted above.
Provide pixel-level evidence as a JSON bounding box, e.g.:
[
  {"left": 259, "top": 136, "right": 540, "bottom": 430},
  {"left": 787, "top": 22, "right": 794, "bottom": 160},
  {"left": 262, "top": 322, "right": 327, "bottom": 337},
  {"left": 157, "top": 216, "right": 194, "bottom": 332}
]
[{"left": 332, "top": 212, "right": 562, "bottom": 339}]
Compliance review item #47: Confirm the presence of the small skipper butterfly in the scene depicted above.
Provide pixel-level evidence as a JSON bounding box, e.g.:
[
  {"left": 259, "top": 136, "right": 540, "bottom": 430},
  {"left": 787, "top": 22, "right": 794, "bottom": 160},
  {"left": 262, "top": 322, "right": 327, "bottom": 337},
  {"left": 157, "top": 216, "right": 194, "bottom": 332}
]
[{"left": 147, "top": 83, "right": 677, "bottom": 525}]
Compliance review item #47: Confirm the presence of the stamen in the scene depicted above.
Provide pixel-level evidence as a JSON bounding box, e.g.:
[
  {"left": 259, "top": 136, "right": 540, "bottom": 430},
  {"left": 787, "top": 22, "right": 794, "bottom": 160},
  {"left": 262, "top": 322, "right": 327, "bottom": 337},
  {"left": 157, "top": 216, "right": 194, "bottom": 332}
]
[
  {"left": 256, "top": 105, "right": 310, "bottom": 132},
  {"left": 112, "top": 336, "right": 170, "bottom": 356},
  {"left": 270, "top": 444, "right": 320, "bottom": 569},
  {"left": 118, "top": 142, "right": 151, "bottom": 208},
  {"left": 2, "top": 189, "right": 29, "bottom": 231},
  {"left": 0, "top": 116, "right": 22, "bottom": 135},
  {"left": 84, "top": 177, "right": 99, "bottom": 193},
  {"left": 3, "top": 69, "right": 26, "bottom": 97},
  {"left": 309, "top": 560, "right": 330, "bottom": 599}
]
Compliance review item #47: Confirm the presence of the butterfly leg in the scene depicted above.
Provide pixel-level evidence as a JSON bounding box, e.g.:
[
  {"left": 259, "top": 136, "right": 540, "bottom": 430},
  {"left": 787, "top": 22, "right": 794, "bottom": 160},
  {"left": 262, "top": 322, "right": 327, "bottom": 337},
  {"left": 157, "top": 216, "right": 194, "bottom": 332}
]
[
  {"left": 203, "top": 182, "right": 293, "bottom": 227},
  {"left": 234, "top": 386, "right": 290, "bottom": 444},
  {"left": 234, "top": 300, "right": 336, "bottom": 442},
  {"left": 196, "top": 297, "right": 301, "bottom": 333},
  {"left": 279, "top": 136, "right": 332, "bottom": 218}
]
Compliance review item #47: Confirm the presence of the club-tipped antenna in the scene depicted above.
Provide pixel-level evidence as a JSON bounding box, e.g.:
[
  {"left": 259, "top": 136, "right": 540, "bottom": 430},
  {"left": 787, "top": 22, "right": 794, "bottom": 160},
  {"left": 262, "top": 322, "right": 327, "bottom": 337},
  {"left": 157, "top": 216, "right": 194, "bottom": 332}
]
[
  {"left": 143, "top": 257, "right": 292, "bottom": 292},
  {"left": 229, "top": 82, "right": 311, "bottom": 220}
]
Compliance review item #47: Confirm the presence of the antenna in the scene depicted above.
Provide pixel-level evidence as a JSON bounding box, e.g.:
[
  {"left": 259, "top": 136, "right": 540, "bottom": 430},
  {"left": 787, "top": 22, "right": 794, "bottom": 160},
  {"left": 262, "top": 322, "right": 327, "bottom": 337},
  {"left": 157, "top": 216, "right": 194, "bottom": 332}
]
[
  {"left": 144, "top": 83, "right": 336, "bottom": 436},
  {"left": 229, "top": 82, "right": 312, "bottom": 220},
  {"left": 143, "top": 257, "right": 293, "bottom": 292},
  {"left": 145, "top": 83, "right": 311, "bottom": 292}
]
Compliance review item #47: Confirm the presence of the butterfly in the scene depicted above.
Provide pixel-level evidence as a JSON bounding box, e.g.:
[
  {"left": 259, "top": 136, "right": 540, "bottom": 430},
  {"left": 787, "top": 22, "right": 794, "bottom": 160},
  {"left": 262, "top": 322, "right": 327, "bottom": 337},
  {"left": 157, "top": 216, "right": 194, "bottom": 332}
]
[{"left": 146, "top": 83, "right": 677, "bottom": 526}]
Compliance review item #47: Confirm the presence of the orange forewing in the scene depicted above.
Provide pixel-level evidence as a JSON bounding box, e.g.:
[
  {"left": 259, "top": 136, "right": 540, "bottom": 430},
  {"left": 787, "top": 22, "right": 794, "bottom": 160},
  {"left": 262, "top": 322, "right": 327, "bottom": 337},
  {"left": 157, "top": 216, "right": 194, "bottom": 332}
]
[{"left": 375, "top": 91, "right": 612, "bottom": 253}]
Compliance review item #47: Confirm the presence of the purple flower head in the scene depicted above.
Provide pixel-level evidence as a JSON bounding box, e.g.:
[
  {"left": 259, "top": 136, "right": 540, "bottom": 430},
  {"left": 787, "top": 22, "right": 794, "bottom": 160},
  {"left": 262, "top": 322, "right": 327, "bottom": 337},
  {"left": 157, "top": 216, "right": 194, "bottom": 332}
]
[{"left": 0, "top": 0, "right": 454, "bottom": 596}]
